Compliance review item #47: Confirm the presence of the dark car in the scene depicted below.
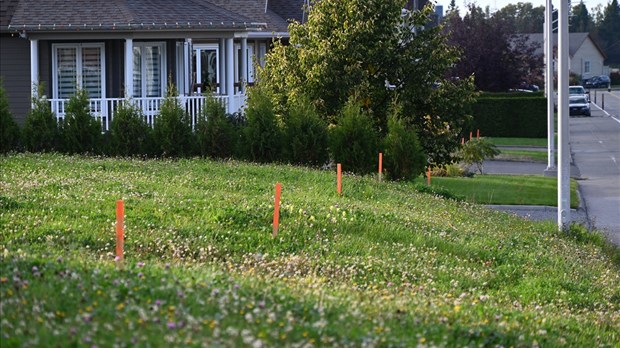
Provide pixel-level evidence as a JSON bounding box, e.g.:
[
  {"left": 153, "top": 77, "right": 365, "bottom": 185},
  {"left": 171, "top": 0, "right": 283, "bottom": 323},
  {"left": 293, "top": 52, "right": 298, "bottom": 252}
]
[
  {"left": 584, "top": 75, "right": 611, "bottom": 88},
  {"left": 569, "top": 96, "right": 591, "bottom": 116}
]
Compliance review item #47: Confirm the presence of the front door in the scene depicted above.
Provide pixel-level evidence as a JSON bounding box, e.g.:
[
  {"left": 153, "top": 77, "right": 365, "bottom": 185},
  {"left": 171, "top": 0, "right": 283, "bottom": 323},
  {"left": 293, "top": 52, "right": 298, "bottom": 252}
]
[{"left": 193, "top": 44, "right": 219, "bottom": 94}]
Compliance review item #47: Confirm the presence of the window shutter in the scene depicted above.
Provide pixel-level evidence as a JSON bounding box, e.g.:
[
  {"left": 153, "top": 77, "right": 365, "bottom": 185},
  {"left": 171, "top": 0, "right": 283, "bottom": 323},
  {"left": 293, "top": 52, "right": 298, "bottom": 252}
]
[
  {"left": 145, "top": 46, "right": 161, "bottom": 97},
  {"left": 57, "top": 47, "right": 77, "bottom": 99},
  {"left": 82, "top": 47, "right": 102, "bottom": 98},
  {"left": 133, "top": 46, "right": 142, "bottom": 98}
]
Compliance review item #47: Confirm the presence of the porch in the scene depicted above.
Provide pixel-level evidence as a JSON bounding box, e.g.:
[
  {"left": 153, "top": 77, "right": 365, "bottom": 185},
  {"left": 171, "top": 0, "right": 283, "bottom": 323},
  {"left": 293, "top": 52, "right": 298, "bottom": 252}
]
[{"left": 49, "top": 94, "right": 246, "bottom": 131}]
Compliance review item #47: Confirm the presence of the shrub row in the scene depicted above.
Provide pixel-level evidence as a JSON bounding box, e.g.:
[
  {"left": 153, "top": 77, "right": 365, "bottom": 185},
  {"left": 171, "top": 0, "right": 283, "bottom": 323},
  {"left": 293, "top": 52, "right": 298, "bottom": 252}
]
[
  {"left": 471, "top": 94, "right": 547, "bottom": 138},
  {"left": 1, "top": 84, "right": 427, "bottom": 181}
]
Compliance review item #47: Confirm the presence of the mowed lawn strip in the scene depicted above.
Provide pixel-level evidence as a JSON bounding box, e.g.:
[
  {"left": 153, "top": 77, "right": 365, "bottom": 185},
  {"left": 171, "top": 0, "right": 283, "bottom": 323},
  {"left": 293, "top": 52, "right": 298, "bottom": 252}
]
[
  {"left": 1, "top": 154, "right": 618, "bottom": 347},
  {"left": 496, "top": 149, "right": 550, "bottom": 162},
  {"left": 422, "top": 174, "right": 579, "bottom": 208},
  {"left": 487, "top": 137, "right": 548, "bottom": 147}
]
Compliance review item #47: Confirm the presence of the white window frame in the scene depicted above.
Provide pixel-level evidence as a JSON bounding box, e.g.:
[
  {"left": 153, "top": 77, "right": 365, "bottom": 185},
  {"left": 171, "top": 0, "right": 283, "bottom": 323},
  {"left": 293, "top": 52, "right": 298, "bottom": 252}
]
[
  {"left": 584, "top": 60, "right": 591, "bottom": 74},
  {"left": 133, "top": 41, "right": 167, "bottom": 98},
  {"left": 52, "top": 43, "right": 106, "bottom": 100},
  {"left": 193, "top": 44, "right": 220, "bottom": 94}
]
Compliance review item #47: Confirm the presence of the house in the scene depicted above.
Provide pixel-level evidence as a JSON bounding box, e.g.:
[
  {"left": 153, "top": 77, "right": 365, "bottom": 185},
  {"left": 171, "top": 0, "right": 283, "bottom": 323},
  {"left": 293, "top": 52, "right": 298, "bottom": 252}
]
[
  {"left": 521, "top": 32, "right": 608, "bottom": 82},
  {"left": 0, "top": 0, "right": 306, "bottom": 128}
]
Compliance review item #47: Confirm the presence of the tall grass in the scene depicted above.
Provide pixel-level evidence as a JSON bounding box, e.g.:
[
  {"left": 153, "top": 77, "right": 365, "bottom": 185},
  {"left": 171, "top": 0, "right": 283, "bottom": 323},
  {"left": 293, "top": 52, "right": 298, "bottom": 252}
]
[{"left": 1, "top": 154, "right": 618, "bottom": 346}]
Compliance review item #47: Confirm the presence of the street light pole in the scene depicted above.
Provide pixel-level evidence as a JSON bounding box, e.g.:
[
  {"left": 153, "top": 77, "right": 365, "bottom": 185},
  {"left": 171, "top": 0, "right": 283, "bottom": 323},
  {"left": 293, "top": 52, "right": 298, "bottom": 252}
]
[
  {"left": 544, "top": 0, "right": 556, "bottom": 176},
  {"left": 558, "top": 0, "right": 571, "bottom": 229}
]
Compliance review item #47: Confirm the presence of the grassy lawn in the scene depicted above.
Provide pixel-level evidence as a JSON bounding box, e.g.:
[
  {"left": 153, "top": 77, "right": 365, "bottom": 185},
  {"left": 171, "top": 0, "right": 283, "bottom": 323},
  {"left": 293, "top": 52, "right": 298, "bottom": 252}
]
[
  {"left": 496, "top": 149, "right": 551, "bottom": 162},
  {"left": 422, "top": 175, "right": 579, "bottom": 208},
  {"left": 1, "top": 154, "right": 618, "bottom": 347},
  {"left": 487, "top": 137, "right": 548, "bottom": 147}
]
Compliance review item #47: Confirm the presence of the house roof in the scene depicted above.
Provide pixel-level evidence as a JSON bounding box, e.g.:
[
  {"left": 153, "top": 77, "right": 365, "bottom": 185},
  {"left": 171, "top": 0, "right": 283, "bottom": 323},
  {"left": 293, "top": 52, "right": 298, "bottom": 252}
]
[
  {"left": 8, "top": 0, "right": 271, "bottom": 32},
  {"left": 268, "top": 0, "right": 307, "bottom": 24},
  {"left": 208, "top": 0, "right": 291, "bottom": 33},
  {"left": 0, "top": 0, "right": 20, "bottom": 32},
  {"left": 520, "top": 32, "right": 607, "bottom": 59}
]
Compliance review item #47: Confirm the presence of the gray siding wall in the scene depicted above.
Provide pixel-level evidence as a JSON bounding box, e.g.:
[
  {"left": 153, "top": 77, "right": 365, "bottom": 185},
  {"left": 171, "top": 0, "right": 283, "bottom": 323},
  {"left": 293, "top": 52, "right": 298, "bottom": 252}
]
[{"left": 0, "top": 34, "right": 31, "bottom": 125}]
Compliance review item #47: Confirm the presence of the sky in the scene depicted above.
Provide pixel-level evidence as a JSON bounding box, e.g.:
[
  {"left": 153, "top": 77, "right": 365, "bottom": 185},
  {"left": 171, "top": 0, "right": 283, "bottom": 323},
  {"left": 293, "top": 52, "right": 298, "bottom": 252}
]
[{"left": 437, "top": 0, "right": 611, "bottom": 14}]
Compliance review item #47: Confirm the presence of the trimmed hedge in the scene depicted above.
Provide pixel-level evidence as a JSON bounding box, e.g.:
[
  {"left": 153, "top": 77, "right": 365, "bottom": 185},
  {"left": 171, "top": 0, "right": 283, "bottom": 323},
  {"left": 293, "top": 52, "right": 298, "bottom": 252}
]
[{"left": 471, "top": 95, "right": 547, "bottom": 138}]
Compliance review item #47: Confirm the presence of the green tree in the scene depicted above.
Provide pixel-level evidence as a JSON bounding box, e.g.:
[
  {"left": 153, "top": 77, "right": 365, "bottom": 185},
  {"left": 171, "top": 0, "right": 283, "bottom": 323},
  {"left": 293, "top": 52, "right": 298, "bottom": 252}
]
[
  {"left": 283, "top": 96, "right": 329, "bottom": 166},
  {"left": 494, "top": 2, "right": 545, "bottom": 33},
  {"left": 195, "top": 94, "right": 236, "bottom": 159},
  {"left": 60, "top": 89, "right": 102, "bottom": 154},
  {"left": 152, "top": 83, "right": 194, "bottom": 157},
  {"left": 242, "top": 86, "right": 283, "bottom": 163},
  {"left": 597, "top": 0, "right": 620, "bottom": 65},
  {"left": 571, "top": 1, "right": 594, "bottom": 32},
  {"left": 382, "top": 101, "right": 426, "bottom": 181},
  {"left": 446, "top": 5, "right": 543, "bottom": 92},
  {"left": 22, "top": 84, "right": 59, "bottom": 152},
  {"left": 329, "top": 97, "right": 379, "bottom": 175},
  {"left": 458, "top": 137, "right": 500, "bottom": 174},
  {"left": 110, "top": 101, "right": 152, "bottom": 156},
  {"left": 256, "top": 0, "right": 475, "bottom": 165}
]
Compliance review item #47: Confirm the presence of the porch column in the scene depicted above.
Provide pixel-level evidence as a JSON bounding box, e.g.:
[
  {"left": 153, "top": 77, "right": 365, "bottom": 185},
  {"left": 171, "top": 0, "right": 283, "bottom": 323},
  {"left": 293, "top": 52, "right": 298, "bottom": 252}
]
[
  {"left": 226, "top": 37, "right": 235, "bottom": 113},
  {"left": 124, "top": 38, "right": 134, "bottom": 98},
  {"left": 240, "top": 37, "right": 248, "bottom": 93},
  {"left": 30, "top": 39, "right": 38, "bottom": 100},
  {"left": 219, "top": 39, "right": 226, "bottom": 95}
]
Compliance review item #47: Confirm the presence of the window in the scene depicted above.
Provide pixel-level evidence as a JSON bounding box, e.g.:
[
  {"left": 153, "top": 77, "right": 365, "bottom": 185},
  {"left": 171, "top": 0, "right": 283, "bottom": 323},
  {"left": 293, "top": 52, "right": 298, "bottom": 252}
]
[
  {"left": 584, "top": 61, "right": 591, "bottom": 74},
  {"left": 133, "top": 42, "right": 166, "bottom": 98},
  {"left": 52, "top": 43, "right": 105, "bottom": 99},
  {"left": 192, "top": 44, "right": 219, "bottom": 94}
]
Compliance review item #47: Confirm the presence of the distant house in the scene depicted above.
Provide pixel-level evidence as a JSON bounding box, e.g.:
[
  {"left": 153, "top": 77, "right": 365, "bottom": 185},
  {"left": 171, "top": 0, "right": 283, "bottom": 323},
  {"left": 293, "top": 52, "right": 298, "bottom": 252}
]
[
  {"left": 0, "top": 0, "right": 305, "bottom": 127},
  {"left": 521, "top": 32, "right": 607, "bottom": 82}
]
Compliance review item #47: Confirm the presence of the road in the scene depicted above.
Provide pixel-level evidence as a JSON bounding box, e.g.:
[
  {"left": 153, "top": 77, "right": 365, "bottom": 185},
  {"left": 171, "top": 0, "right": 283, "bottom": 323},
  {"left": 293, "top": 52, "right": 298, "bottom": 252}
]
[{"left": 572, "top": 89, "right": 620, "bottom": 245}]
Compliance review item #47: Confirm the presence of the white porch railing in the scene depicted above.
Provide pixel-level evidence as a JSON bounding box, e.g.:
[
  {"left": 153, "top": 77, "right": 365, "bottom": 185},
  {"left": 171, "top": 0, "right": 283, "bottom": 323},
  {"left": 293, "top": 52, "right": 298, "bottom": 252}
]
[{"left": 49, "top": 94, "right": 246, "bottom": 131}]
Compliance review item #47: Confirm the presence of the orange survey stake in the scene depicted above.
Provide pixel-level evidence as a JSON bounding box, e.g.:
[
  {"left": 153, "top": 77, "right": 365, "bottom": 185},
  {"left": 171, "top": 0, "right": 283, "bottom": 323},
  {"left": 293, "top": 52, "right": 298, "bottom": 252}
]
[
  {"left": 116, "top": 200, "right": 124, "bottom": 260},
  {"left": 337, "top": 163, "right": 342, "bottom": 195}
]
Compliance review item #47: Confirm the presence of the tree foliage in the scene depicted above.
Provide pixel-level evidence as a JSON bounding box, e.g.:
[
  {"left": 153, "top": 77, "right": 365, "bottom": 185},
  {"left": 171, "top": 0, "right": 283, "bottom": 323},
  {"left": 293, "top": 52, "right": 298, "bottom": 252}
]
[
  {"left": 382, "top": 101, "right": 426, "bottom": 181},
  {"left": 152, "top": 83, "right": 194, "bottom": 157},
  {"left": 445, "top": 5, "right": 543, "bottom": 92},
  {"left": 255, "top": 0, "right": 475, "bottom": 165},
  {"left": 60, "top": 89, "right": 101, "bottom": 154},
  {"left": 571, "top": 1, "right": 594, "bottom": 33},
  {"left": 494, "top": 2, "right": 545, "bottom": 33},
  {"left": 195, "top": 94, "right": 236, "bottom": 159},
  {"left": 597, "top": 0, "right": 620, "bottom": 65},
  {"left": 110, "top": 101, "right": 152, "bottom": 156},
  {"left": 22, "top": 84, "right": 58, "bottom": 152},
  {"left": 457, "top": 137, "right": 500, "bottom": 174}
]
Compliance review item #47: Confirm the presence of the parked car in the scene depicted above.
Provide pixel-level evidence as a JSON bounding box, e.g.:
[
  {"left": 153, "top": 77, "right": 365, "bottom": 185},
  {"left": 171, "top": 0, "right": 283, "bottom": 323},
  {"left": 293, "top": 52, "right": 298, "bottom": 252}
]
[
  {"left": 518, "top": 82, "right": 540, "bottom": 92},
  {"left": 569, "top": 85, "right": 590, "bottom": 102},
  {"left": 569, "top": 96, "right": 591, "bottom": 116},
  {"left": 584, "top": 75, "right": 611, "bottom": 88}
]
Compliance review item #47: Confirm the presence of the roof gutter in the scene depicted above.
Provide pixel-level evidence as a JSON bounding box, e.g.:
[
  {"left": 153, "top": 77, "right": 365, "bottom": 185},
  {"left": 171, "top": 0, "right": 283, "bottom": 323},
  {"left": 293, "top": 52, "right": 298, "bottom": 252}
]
[{"left": 247, "top": 31, "right": 289, "bottom": 39}]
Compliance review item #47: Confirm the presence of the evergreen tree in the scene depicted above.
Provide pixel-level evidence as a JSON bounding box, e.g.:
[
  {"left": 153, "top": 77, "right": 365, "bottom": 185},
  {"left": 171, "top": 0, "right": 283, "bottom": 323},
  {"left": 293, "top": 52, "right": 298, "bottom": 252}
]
[
  {"left": 598, "top": 0, "right": 620, "bottom": 65},
  {"left": 571, "top": 1, "right": 593, "bottom": 32}
]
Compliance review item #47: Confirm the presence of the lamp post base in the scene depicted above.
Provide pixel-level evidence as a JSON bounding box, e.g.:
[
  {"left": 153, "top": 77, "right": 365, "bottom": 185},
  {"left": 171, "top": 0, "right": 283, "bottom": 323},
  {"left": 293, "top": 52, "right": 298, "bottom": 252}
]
[{"left": 544, "top": 167, "right": 558, "bottom": 177}]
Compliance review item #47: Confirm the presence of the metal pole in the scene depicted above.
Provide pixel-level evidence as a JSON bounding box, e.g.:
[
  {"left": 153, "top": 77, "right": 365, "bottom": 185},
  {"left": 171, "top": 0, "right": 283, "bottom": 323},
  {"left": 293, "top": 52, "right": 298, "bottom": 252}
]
[
  {"left": 602, "top": 93, "right": 605, "bottom": 110},
  {"left": 558, "top": 0, "right": 570, "bottom": 230},
  {"left": 545, "top": 0, "right": 556, "bottom": 175}
]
